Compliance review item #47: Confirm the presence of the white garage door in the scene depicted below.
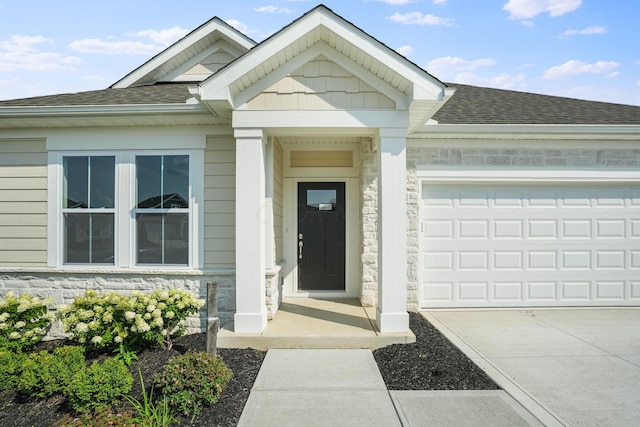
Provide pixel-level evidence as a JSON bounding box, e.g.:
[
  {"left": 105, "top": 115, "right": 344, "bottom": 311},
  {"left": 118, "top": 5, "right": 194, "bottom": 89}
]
[{"left": 420, "top": 183, "right": 640, "bottom": 308}]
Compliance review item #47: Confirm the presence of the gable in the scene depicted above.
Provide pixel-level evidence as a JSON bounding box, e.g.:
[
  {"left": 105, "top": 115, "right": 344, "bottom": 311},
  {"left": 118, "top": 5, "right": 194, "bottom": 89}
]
[
  {"left": 246, "top": 55, "right": 395, "bottom": 110},
  {"left": 112, "top": 17, "right": 255, "bottom": 89}
]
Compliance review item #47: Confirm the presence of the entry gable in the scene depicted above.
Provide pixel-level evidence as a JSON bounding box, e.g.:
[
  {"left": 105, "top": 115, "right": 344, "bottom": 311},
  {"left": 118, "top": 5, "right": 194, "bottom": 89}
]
[
  {"left": 245, "top": 54, "right": 396, "bottom": 111},
  {"left": 195, "top": 5, "right": 451, "bottom": 129},
  {"left": 112, "top": 17, "right": 256, "bottom": 89}
]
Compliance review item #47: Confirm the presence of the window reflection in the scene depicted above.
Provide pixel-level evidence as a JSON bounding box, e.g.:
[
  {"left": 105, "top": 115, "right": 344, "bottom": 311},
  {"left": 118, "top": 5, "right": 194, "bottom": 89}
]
[{"left": 307, "top": 189, "right": 336, "bottom": 211}]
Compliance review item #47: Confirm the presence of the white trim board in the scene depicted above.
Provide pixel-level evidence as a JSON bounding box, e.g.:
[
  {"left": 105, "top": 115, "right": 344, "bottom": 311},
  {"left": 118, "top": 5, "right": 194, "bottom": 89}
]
[{"left": 416, "top": 168, "right": 640, "bottom": 183}]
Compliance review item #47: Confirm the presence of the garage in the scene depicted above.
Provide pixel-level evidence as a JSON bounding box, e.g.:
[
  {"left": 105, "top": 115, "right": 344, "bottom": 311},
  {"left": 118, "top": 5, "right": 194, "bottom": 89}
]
[{"left": 419, "top": 182, "right": 640, "bottom": 308}]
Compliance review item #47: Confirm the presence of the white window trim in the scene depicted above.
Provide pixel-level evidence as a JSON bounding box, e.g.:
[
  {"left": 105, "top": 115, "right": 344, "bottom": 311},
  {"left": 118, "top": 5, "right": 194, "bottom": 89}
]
[{"left": 48, "top": 149, "right": 203, "bottom": 270}]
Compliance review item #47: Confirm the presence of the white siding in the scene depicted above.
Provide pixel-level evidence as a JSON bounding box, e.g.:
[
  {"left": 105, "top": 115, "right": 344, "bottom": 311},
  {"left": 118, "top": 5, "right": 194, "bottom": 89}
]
[
  {"left": 0, "top": 139, "right": 47, "bottom": 266},
  {"left": 204, "top": 136, "right": 236, "bottom": 267},
  {"left": 246, "top": 56, "right": 395, "bottom": 110}
]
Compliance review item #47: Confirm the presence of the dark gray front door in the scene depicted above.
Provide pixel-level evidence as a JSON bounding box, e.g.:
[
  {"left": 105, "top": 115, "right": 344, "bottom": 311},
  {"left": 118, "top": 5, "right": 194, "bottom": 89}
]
[{"left": 297, "top": 182, "right": 345, "bottom": 291}]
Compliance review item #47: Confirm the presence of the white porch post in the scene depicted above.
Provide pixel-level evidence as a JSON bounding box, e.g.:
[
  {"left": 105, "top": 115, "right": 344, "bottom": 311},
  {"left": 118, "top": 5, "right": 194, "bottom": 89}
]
[
  {"left": 376, "top": 127, "right": 410, "bottom": 333},
  {"left": 234, "top": 128, "right": 268, "bottom": 333}
]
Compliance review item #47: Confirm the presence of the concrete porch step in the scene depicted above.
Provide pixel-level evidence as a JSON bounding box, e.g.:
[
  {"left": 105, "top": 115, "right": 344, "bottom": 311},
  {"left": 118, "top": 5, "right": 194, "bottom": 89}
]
[{"left": 217, "top": 298, "right": 415, "bottom": 350}]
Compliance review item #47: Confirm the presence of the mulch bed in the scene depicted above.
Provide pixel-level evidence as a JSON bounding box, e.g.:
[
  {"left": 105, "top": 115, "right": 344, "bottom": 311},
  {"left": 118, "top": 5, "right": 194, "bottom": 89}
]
[{"left": 0, "top": 312, "right": 496, "bottom": 426}]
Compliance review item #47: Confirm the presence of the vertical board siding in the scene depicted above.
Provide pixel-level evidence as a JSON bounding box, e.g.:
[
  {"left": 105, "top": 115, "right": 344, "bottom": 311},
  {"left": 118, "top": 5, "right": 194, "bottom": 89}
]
[
  {"left": 0, "top": 139, "right": 47, "bottom": 266},
  {"left": 204, "top": 136, "right": 236, "bottom": 268}
]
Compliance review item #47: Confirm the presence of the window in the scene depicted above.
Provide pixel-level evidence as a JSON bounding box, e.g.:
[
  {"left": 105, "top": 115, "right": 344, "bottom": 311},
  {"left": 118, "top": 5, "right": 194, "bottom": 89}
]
[
  {"left": 135, "top": 155, "right": 190, "bottom": 265},
  {"left": 55, "top": 150, "right": 199, "bottom": 268},
  {"left": 62, "top": 156, "right": 115, "bottom": 264}
]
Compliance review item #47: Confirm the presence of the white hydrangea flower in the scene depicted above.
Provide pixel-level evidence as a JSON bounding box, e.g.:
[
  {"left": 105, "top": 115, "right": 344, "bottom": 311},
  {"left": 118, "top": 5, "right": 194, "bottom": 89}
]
[
  {"left": 9, "top": 332, "right": 20, "bottom": 339},
  {"left": 14, "top": 321, "right": 26, "bottom": 329},
  {"left": 165, "top": 310, "right": 175, "bottom": 319},
  {"left": 76, "top": 322, "right": 89, "bottom": 333},
  {"left": 124, "top": 311, "right": 136, "bottom": 321},
  {"left": 114, "top": 335, "right": 123, "bottom": 343},
  {"left": 91, "top": 336, "right": 102, "bottom": 344},
  {"left": 147, "top": 304, "right": 156, "bottom": 313}
]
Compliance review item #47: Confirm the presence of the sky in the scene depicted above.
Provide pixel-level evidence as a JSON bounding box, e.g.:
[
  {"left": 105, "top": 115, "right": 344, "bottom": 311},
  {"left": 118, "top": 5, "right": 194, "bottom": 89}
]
[{"left": 1, "top": 0, "right": 639, "bottom": 105}]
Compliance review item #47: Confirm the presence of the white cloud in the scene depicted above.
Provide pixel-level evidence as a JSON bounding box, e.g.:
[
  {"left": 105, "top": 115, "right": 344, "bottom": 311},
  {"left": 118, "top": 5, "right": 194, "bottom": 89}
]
[
  {"left": 605, "top": 71, "right": 620, "bottom": 78},
  {"left": 542, "top": 60, "right": 620, "bottom": 79},
  {"left": 372, "top": 0, "right": 420, "bottom": 4},
  {"left": 130, "top": 26, "right": 189, "bottom": 45},
  {"left": 425, "top": 56, "right": 496, "bottom": 78},
  {"left": 454, "top": 71, "right": 526, "bottom": 89},
  {"left": 254, "top": 5, "right": 294, "bottom": 13},
  {"left": 521, "top": 20, "right": 535, "bottom": 27},
  {"left": 387, "top": 12, "right": 453, "bottom": 26},
  {"left": 560, "top": 26, "right": 606, "bottom": 37},
  {"left": 433, "top": 0, "right": 448, "bottom": 4},
  {"left": 503, "top": 0, "right": 582, "bottom": 20},
  {"left": 396, "top": 45, "right": 413, "bottom": 56},
  {"left": 69, "top": 39, "right": 162, "bottom": 55},
  {"left": 70, "top": 25, "right": 189, "bottom": 55},
  {"left": 226, "top": 19, "right": 249, "bottom": 34},
  {"left": 0, "top": 35, "right": 81, "bottom": 72}
]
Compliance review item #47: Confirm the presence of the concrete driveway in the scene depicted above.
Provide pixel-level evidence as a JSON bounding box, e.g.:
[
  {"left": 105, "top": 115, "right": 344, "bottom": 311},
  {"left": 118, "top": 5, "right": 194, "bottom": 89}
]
[{"left": 423, "top": 309, "right": 640, "bottom": 427}]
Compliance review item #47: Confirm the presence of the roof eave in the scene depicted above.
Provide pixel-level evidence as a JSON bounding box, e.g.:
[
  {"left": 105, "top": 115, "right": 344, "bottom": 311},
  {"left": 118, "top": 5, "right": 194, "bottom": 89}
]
[{"left": 413, "top": 123, "right": 640, "bottom": 139}]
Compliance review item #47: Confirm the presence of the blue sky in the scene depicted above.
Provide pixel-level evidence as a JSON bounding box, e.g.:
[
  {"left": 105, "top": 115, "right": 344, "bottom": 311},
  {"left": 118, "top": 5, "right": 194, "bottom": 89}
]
[{"left": 1, "top": 0, "right": 639, "bottom": 105}]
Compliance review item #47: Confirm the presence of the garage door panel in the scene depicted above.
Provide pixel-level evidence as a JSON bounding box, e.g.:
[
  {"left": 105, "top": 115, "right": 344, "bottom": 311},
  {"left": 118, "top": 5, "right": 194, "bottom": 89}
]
[{"left": 420, "top": 183, "right": 640, "bottom": 308}]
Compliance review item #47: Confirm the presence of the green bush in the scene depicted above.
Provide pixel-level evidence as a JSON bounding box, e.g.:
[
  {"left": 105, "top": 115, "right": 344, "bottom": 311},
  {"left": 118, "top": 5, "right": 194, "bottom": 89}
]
[
  {"left": 0, "top": 292, "right": 53, "bottom": 351},
  {"left": 18, "top": 345, "right": 85, "bottom": 398},
  {"left": 67, "top": 357, "right": 133, "bottom": 413},
  {"left": 0, "top": 349, "right": 25, "bottom": 391},
  {"left": 59, "top": 289, "right": 204, "bottom": 354},
  {"left": 154, "top": 351, "right": 233, "bottom": 417}
]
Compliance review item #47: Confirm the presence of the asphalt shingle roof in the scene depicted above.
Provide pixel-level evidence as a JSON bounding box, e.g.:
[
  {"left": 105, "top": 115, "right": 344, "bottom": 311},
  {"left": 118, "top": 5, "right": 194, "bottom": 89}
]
[
  {"left": 435, "top": 83, "right": 640, "bottom": 125},
  {"left": 1, "top": 82, "right": 639, "bottom": 125},
  {"left": 0, "top": 84, "right": 193, "bottom": 107}
]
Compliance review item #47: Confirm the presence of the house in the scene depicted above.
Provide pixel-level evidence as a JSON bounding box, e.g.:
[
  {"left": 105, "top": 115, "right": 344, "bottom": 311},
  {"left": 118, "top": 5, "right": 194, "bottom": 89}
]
[{"left": 1, "top": 5, "right": 640, "bottom": 336}]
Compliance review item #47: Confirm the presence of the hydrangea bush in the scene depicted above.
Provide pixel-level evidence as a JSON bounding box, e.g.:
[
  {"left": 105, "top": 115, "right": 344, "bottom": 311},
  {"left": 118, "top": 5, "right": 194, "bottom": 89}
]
[
  {"left": 0, "top": 292, "right": 53, "bottom": 351},
  {"left": 59, "top": 289, "right": 205, "bottom": 353}
]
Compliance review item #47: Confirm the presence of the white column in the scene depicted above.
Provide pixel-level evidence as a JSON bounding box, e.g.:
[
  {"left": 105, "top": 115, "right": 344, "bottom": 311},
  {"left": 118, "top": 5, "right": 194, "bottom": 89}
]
[
  {"left": 264, "top": 137, "right": 275, "bottom": 269},
  {"left": 234, "top": 128, "right": 268, "bottom": 333},
  {"left": 376, "top": 127, "right": 409, "bottom": 333}
]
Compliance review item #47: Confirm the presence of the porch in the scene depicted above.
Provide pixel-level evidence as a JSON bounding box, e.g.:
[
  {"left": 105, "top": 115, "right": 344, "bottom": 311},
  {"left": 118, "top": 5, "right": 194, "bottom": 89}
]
[{"left": 217, "top": 298, "right": 415, "bottom": 350}]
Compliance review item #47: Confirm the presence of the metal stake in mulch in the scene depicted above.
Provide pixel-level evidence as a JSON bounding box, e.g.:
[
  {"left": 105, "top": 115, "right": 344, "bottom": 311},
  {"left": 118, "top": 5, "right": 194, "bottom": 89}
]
[{"left": 206, "top": 281, "right": 220, "bottom": 358}]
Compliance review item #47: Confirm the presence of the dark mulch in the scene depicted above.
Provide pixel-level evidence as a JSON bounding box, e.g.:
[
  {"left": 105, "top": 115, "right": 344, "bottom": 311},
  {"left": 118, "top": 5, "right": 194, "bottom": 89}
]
[
  {"left": 373, "top": 312, "right": 499, "bottom": 390},
  {"left": 0, "top": 312, "right": 496, "bottom": 426}
]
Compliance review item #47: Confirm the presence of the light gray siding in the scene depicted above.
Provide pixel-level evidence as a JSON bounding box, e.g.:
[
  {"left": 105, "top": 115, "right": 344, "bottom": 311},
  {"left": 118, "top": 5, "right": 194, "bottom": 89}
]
[
  {"left": 204, "top": 136, "right": 236, "bottom": 268},
  {"left": 0, "top": 139, "right": 47, "bottom": 266}
]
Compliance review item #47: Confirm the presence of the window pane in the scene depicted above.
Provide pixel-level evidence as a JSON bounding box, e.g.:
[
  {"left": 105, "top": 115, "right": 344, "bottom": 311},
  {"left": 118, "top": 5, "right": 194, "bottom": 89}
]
[
  {"left": 136, "top": 213, "right": 188, "bottom": 265},
  {"left": 136, "top": 213, "right": 163, "bottom": 264},
  {"left": 90, "top": 156, "right": 115, "bottom": 208},
  {"left": 136, "top": 156, "right": 162, "bottom": 208},
  {"left": 64, "top": 213, "right": 89, "bottom": 263},
  {"left": 64, "top": 213, "right": 114, "bottom": 264},
  {"left": 307, "top": 189, "right": 336, "bottom": 209},
  {"left": 63, "top": 157, "right": 88, "bottom": 208},
  {"left": 164, "top": 213, "right": 189, "bottom": 264},
  {"left": 163, "top": 155, "right": 189, "bottom": 208},
  {"left": 90, "top": 214, "right": 115, "bottom": 264}
]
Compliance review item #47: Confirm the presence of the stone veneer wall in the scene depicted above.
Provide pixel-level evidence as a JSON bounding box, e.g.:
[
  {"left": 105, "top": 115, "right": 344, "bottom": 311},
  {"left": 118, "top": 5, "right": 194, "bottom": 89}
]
[
  {"left": 0, "top": 269, "right": 236, "bottom": 339},
  {"left": 359, "top": 139, "right": 378, "bottom": 306},
  {"left": 405, "top": 145, "right": 640, "bottom": 310}
]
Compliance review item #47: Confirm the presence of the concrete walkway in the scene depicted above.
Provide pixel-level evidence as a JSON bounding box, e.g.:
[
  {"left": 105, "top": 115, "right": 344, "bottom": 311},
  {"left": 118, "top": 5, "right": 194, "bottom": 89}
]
[
  {"left": 426, "top": 309, "right": 640, "bottom": 427},
  {"left": 238, "top": 349, "right": 542, "bottom": 426}
]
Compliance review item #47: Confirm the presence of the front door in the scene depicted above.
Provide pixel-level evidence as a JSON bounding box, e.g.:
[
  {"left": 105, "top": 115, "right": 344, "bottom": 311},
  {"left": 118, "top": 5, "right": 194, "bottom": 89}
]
[{"left": 297, "top": 182, "right": 346, "bottom": 291}]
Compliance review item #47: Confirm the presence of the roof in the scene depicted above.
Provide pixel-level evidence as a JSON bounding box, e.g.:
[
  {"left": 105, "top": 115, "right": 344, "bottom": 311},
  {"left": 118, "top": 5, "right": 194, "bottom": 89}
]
[
  {"left": 435, "top": 83, "right": 640, "bottom": 125},
  {"left": 2, "top": 82, "right": 639, "bottom": 126},
  {"left": 0, "top": 84, "right": 193, "bottom": 107}
]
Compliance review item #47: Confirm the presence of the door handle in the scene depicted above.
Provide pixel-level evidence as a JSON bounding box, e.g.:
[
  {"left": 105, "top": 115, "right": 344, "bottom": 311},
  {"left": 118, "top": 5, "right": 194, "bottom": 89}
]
[{"left": 298, "top": 240, "right": 303, "bottom": 259}]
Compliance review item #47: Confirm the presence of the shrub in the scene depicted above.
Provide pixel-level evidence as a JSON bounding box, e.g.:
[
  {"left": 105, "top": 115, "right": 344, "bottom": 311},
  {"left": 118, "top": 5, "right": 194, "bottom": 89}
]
[
  {"left": 0, "top": 349, "right": 25, "bottom": 391},
  {"left": 0, "top": 292, "right": 53, "bottom": 351},
  {"left": 125, "top": 369, "right": 177, "bottom": 427},
  {"left": 53, "top": 407, "right": 136, "bottom": 427},
  {"left": 154, "top": 351, "right": 233, "bottom": 417},
  {"left": 17, "top": 345, "right": 85, "bottom": 398},
  {"left": 67, "top": 357, "right": 133, "bottom": 413},
  {"left": 59, "top": 289, "right": 204, "bottom": 354}
]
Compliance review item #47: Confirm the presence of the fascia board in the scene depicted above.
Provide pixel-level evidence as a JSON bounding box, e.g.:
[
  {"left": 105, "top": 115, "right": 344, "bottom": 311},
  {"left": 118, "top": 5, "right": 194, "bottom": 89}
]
[
  {"left": 233, "top": 109, "right": 409, "bottom": 129},
  {"left": 232, "top": 42, "right": 408, "bottom": 109},
  {"left": 113, "top": 18, "right": 255, "bottom": 89},
  {"left": 0, "top": 103, "right": 207, "bottom": 118}
]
